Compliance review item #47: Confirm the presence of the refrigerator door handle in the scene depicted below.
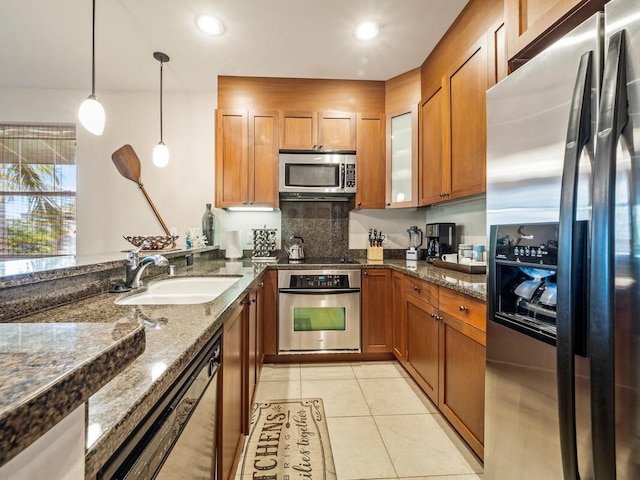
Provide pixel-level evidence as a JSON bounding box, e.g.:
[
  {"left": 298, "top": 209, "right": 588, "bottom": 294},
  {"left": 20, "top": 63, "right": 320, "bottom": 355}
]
[
  {"left": 591, "top": 29, "right": 628, "bottom": 480},
  {"left": 557, "top": 50, "right": 593, "bottom": 480}
]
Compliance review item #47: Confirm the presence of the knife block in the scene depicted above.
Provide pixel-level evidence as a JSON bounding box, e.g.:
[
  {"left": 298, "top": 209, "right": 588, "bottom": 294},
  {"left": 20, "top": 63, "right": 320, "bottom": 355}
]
[{"left": 367, "top": 246, "right": 383, "bottom": 260}]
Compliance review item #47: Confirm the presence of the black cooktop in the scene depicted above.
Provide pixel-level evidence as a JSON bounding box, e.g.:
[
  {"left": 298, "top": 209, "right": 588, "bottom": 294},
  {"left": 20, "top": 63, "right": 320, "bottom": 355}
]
[{"left": 277, "top": 257, "right": 360, "bottom": 265}]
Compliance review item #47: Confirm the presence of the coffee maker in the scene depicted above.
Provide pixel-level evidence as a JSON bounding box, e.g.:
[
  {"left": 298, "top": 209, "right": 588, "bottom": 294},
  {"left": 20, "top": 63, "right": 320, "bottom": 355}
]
[
  {"left": 406, "top": 226, "right": 423, "bottom": 260},
  {"left": 425, "top": 223, "right": 457, "bottom": 263}
]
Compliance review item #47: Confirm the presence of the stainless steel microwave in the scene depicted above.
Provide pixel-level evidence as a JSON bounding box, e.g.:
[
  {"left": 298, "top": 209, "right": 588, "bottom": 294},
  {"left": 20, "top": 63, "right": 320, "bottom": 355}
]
[{"left": 278, "top": 151, "right": 356, "bottom": 196}]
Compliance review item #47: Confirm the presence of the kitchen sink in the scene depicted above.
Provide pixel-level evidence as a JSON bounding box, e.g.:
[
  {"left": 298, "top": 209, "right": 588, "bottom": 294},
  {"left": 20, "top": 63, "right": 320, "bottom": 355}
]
[{"left": 115, "top": 276, "right": 242, "bottom": 305}]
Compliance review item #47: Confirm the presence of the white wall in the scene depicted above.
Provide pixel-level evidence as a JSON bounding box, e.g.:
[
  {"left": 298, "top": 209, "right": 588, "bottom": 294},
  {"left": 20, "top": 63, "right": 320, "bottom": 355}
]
[
  {"left": 0, "top": 87, "right": 216, "bottom": 256},
  {"left": 349, "top": 208, "right": 426, "bottom": 249},
  {"left": 423, "top": 194, "right": 487, "bottom": 247}
]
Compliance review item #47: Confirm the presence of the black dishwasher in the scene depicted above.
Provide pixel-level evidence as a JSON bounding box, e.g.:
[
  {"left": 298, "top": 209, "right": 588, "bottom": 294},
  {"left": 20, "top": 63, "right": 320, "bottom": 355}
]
[{"left": 98, "top": 330, "right": 221, "bottom": 480}]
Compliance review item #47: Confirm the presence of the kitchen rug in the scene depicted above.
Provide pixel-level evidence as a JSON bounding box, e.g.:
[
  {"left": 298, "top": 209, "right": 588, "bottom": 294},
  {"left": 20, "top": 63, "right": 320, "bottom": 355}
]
[{"left": 240, "top": 398, "right": 337, "bottom": 479}]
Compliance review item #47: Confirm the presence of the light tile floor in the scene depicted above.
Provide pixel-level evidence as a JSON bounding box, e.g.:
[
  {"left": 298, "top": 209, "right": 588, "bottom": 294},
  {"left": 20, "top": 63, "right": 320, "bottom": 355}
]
[{"left": 240, "top": 361, "right": 484, "bottom": 480}]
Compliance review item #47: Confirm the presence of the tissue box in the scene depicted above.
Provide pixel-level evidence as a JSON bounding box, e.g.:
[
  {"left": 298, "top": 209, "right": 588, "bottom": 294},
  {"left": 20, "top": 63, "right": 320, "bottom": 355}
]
[{"left": 367, "top": 246, "right": 383, "bottom": 260}]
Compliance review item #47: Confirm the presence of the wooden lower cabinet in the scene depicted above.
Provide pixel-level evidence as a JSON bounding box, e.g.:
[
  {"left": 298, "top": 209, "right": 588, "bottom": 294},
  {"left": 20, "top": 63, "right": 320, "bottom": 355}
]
[
  {"left": 261, "top": 270, "right": 278, "bottom": 356},
  {"left": 393, "top": 272, "right": 487, "bottom": 460},
  {"left": 392, "top": 271, "right": 407, "bottom": 362},
  {"left": 361, "top": 269, "right": 393, "bottom": 353},
  {"left": 405, "top": 288, "right": 440, "bottom": 404},
  {"left": 439, "top": 313, "right": 486, "bottom": 459},
  {"left": 219, "top": 304, "right": 245, "bottom": 480}
]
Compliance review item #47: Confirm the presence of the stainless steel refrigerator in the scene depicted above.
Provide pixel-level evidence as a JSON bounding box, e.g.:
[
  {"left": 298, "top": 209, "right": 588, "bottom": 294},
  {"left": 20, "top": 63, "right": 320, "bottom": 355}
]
[{"left": 485, "top": 0, "right": 640, "bottom": 478}]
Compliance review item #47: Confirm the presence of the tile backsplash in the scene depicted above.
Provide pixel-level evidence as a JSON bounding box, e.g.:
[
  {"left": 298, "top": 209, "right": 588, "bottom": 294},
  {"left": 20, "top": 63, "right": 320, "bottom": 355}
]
[{"left": 280, "top": 201, "right": 350, "bottom": 258}]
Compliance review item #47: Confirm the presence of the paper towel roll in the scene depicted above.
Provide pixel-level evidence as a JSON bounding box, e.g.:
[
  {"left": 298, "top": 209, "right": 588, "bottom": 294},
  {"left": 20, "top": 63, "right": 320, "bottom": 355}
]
[{"left": 225, "top": 230, "right": 242, "bottom": 259}]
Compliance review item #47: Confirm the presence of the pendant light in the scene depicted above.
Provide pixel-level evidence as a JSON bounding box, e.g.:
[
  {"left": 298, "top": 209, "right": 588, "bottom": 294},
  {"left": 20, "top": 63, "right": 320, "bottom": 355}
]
[
  {"left": 78, "top": 0, "right": 106, "bottom": 135},
  {"left": 152, "top": 52, "right": 170, "bottom": 168}
]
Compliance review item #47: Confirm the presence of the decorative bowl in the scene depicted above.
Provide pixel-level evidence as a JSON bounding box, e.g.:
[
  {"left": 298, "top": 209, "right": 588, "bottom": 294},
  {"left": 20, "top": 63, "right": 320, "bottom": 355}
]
[{"left": 123, "top": 235, "right": 178, "bottom": 250}]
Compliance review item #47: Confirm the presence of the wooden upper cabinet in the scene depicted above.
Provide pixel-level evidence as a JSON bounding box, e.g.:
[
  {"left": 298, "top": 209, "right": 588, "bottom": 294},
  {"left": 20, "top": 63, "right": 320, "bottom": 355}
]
[
  {"left": 505, "top": 0, "right": 606, "bottom": 70},
  {"left": 249, "top": 111, "right": 279, "bottom": 207},
  {"left": 487, "top": 20, "right": 508, "bottom": 87},
  {"left": 355, "top": 113, "right": 386, "bottom": 209},
  {"left": 280, "top": 111, "right": 317, "bottom": 150},
  {"left": 386, "top": 106, "right": 418, "bottom": 208},
  {"left": 318, "top": 111, "right": 356, "bottom": 151},
  {"left": 446, "top": 35, "right": 487, "bottom": 201},
  {"left": 418, "top": 34, "right": 488, "bottom": 207},
  {"left": 216, "top": 110, "right": 248, "bottom": 208},
  {"left": 418, "top": 82, "right": 446, "bottom": 206},
  {"left": 216, "top": 109, "right": 279, "bottom": 208},
  {"left": 279, "top": 111, "right": 356, "bottom": 151}
]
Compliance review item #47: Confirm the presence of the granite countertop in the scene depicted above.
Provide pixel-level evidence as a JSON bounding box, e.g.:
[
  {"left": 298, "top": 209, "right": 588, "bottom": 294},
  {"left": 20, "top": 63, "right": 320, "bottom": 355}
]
[
  {"left": 367, "top": 259, "right": 486, "bottom": 301},
  {"left": 0, "top": 320, "right": 145, "bottom": 469},
  {"left": 2, "top": 257, "right": 485, "bottom": 479},
  {"left": 16, "top": 260, "right": 264, "bottom": 479}
]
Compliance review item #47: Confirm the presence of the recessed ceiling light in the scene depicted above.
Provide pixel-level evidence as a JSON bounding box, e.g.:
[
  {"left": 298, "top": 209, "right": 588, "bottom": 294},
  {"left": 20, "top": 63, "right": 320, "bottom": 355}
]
[
  {"left": 355, "top": 22, "right": 379, "bottom": 40},
  {"left": 196, "top": 14, "right": 225, "bottom": 36}
]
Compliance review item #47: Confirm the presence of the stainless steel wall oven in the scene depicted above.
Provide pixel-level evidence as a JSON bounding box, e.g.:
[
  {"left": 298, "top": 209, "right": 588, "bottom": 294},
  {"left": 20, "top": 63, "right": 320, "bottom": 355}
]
[{"left": 278, "top": 269, "right": 361, "bottom": 354}]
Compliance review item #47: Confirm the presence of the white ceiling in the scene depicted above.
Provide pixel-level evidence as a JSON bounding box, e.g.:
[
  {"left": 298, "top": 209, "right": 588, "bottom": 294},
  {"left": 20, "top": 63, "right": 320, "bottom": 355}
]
[{"left": 1, "top": 0, "right": 469, "bottom": 94}]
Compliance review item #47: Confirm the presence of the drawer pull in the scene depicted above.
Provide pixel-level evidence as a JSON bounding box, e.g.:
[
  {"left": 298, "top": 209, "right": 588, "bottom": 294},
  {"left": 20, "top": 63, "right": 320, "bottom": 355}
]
[
  {"left": 414, "top": 285, "right": 420, "bottom": 292},
  {"left": 364, "top": 271, "right": 369, "bottom": 276},
  {"left": 430, "top": 313, "right": 436, "bottom": 318},
  {"left": 459, "top": 305, "right": 468, "bottom": 312}
]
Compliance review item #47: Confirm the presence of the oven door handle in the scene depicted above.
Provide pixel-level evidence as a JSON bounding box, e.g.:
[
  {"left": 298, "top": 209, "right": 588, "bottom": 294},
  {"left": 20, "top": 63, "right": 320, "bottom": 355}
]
[{"left": 279, "top": 288, "right": 361, "bottom": 294}]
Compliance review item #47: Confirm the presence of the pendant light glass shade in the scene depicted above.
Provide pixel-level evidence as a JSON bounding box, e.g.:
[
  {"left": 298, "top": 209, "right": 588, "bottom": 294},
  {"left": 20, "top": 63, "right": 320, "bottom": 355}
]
[
  {"left": 153, "top": 51, "right": 170, "bottom": 168},
  {"left": 152, "top": 141, "right": 170, "bottom": 168},
  {"left": 79, "top": 0, "right": 105, "bottom": 135},
  {"left": 78, "top": 95, "right": 105, "bottom": 135}
]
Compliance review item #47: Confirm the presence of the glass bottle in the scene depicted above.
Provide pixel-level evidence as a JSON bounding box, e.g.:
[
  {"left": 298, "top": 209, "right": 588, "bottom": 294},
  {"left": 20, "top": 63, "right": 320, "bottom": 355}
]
[{"left": 202, "top": 203, "right": 215, "bottom": 247}]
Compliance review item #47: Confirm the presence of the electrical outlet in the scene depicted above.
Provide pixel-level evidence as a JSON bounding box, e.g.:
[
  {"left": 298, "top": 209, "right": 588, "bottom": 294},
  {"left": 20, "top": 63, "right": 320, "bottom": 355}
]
[{"left": 246, "top": 232, "right": 253, "bottom": 244}]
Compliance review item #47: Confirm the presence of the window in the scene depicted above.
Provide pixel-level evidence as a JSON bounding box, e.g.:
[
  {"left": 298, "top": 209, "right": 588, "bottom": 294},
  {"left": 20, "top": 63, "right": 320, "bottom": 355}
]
[{"left": 0, "top": 124, "right": 76, "bottom": 258}]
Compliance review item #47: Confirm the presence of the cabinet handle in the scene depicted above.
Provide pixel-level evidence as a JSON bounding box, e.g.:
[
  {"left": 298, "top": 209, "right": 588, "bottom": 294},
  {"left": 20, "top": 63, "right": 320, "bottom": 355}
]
[
  {"left": 258, "top": 281, "right": 264, "bottom": 287},
  {"left": 459, "top": 305, "right": 468, "bottom": 312},
  {"left": 252, "top": 298, "right": 257, "bottom": 303},
  {"left": 357, "top": 201, "right": 362, "bottom": 206},
  {"left": 249, "top": 201, "right": 253, "bottom": 205},
  {"left": 386, "top": 202, "right": 391, "bottom": 206},
  {"left": 414, "top": 285, "right": 420, "bottom": 292},
  {"left": 363, "top": 271, "right": 369, "bottom": 276},
  {"left": 430, "top": 313, "right": 436, "bottom": 318},
  {"left": 318, "top": 144, "right": 323, "bottom": 149}
]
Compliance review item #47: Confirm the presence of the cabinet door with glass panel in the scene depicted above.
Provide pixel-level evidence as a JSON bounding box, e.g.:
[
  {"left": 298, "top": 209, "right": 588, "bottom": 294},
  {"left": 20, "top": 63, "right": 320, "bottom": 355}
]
[{"left": 386, "top": 106, "right": 418, "bottom": 208}]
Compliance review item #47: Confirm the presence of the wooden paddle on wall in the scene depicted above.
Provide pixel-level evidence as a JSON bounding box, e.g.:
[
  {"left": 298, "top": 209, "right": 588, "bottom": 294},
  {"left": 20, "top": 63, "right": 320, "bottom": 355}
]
[{"left": 111, "top": 144, "right": 172, "bottom": 237}]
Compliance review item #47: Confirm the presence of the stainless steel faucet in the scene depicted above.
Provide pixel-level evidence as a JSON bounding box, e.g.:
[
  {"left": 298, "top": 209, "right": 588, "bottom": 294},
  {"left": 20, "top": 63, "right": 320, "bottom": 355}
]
[{"left": 125, "top": 243, "right": 169, "bottom": 289}]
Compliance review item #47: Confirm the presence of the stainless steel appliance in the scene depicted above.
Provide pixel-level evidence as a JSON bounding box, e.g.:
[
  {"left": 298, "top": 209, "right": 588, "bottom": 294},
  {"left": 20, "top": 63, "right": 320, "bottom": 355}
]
[
  {"left": 279, "top": 151, "right": 356, "bottom": 199},
  {"left": 99, "top": 331, "right": 221, "bottom": 480},
  {"left": 278, "top": 269, "right": 361, "bottom": 353},
  {"left": 425, "top": 222, "right": 456, "bottom": 263},
  {"left": 485, "top": 1, "right": 640, "bottom": 478},
  {"left": 406, "top": 225, "right": 423, "bottom": 260}
]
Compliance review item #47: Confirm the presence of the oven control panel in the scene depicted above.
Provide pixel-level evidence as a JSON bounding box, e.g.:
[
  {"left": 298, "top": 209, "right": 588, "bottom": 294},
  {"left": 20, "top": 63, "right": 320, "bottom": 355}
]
[{"left": 288, "top": 274, "right": 351, "bottom": 289}]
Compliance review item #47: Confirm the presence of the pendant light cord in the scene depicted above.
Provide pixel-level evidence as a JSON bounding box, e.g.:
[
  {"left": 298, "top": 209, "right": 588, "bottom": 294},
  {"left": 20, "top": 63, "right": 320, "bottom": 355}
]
[
  {"left": 91, "top": 0, "right": 96, "bottom": 96},
  {"left": 159, "top": 60, "right": 164, "bottom": 142}
]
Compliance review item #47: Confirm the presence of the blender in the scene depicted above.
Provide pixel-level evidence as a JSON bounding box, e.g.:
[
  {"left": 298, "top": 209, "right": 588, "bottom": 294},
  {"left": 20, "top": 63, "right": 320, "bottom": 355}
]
[{"left": 406, "top": 226, "right": 423, "bottom": 260}]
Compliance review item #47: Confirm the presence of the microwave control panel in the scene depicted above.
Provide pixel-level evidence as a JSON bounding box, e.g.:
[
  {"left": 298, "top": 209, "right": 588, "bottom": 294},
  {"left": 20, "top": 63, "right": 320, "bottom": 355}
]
[{"left": 345, "top": 164, "right": 356, "bottom": 188}]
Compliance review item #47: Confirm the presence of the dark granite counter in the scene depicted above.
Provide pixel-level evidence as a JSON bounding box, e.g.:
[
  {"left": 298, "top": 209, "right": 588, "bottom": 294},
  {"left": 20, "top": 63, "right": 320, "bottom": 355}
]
[
  {"left": 1, "top": 256, "right": 485, "bottom": 479},
  {"left": 0, "top": 321, "right": 145, "bottom": 469}
]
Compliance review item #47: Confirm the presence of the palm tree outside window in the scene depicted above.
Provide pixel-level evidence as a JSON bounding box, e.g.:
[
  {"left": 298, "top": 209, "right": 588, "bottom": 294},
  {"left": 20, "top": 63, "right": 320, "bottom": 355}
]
[{"left": 0, "top": 124, "right": 76, "bottom": 258}]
